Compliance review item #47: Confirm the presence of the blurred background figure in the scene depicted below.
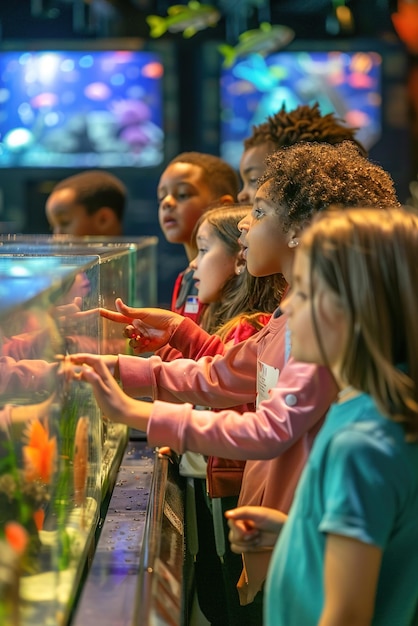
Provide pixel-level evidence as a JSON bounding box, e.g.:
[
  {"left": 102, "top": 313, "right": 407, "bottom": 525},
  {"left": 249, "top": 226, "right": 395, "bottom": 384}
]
[{"left": 45, "top": 170, "right": 127, "bottom": 236}]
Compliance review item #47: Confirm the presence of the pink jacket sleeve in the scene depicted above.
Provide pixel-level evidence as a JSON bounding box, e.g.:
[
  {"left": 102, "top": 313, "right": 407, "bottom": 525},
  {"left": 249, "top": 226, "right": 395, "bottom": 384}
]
[
  {"left": 170, "top": 317, "right": 227, "bottom": 359},
  {"left": 146, "top": 359, "right": 337, "bottom": 459},
  {"left": 118, "top": 326, "right": 259, "bottom": 407},
  {"left": 169, "top": 315, "right": 271, "bottom": 359},
  {"left": 152, "top": 316, "right": 221, "bottom": 361},
  {"left": 135, "top": 317, "right": 229, "bottom": 364}
]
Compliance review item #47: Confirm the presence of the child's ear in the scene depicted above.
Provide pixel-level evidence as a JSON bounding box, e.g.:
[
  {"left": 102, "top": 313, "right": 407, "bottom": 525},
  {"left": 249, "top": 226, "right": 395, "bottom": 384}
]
[
  {"left": 219, "top": 194, "right": 235, "bottom": 205},
  {"left": 288, "top": 219, "right": 311, "bottom": 247},
  {"left": 93, "top": 207, "right": 118, "bottom": 233},
  {"left": 234, "top": 250, "right": 246, "bottom": 275}
]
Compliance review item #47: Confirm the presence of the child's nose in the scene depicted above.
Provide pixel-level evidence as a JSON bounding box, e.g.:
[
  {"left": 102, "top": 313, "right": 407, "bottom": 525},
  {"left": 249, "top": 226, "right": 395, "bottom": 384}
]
[
  {"left": 189, "top": 256, "right": 198, "bottom": 270},
  {"left": 238, "top": 211, "right": 252, "bottom": 233},
  {"left": 160, "top": 195, "right": 176, "bottom": 209},
  {"left": 238, "top": 187, "right": 250, "bottom": 203},
  {"left": 280, "top": 294, "right": 292, "bottom": 315}
]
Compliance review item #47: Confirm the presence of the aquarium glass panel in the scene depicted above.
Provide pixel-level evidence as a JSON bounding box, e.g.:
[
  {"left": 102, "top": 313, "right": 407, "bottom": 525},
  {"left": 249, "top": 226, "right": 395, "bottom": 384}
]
[
  {"left": 0, "top": 256, "right": 103, "bottom": 624},
  {"left": 0, "top": 239, "right": 153, "bottom": 623}
]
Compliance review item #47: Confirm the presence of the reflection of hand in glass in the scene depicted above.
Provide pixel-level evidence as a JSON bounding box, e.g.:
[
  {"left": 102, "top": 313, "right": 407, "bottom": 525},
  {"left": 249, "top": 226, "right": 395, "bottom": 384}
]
[
  {"left": 0, "top": 356, "right": 58, "bottom": 396},
  {"left": 51, "top": 273, "right": 91, "bottom": 339},
  {"left": 9, "top": 393, "right": 57, "bottom": 426},
  {"left": 53, "top": 297, "right": 83, "bottom": 336},
  {"left": 72, "top": 272, "right": 91, "bottom": 298}
]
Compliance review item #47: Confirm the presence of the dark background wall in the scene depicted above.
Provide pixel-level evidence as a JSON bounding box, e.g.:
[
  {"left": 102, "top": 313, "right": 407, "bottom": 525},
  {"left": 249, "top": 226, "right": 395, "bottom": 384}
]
[{"left": 0, "top": 0, "right": 416, "bottom": 307}]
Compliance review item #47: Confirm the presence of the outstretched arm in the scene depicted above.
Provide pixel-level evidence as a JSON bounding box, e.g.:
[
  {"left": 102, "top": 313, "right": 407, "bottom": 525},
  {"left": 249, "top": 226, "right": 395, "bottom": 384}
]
[
  {"left": 101, "top": 298, "right": 229, "bottom": 360},
  {"left": 67, "top": 353, "right": 335, "bottom": 462},
  {"left": 99, "top": 298, "right": 185, "bottom": 354},
  {"left": 69, "top": 353, "right": 153, "bottom": 430}
]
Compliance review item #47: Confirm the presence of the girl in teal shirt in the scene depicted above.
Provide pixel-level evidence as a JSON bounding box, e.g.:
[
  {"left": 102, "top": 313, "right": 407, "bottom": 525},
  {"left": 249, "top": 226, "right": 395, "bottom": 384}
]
[{"left": 227, "top": 207, "right": 418, "bottom": 626}]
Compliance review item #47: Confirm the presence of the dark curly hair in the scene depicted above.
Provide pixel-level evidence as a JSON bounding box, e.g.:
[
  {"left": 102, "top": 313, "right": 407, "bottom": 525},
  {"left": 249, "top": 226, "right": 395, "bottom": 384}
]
[
  {"left": 170, "top": 152, "right": 240, "bottom": 200},
  {"left": 243, "top": 102, "right": 367, "bottom": 157},
  {"left": 52, "top": 170, "right": 127, "bottom": 220},
  {"left": 259, "top": 141, "right": 399, "bottom": 232}
]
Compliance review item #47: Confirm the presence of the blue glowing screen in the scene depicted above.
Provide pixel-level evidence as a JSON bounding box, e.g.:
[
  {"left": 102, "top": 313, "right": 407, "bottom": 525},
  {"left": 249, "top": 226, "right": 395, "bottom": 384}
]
[
  {"left": 0, "top": 49, "right": 164, "bottom": 168},
  {"left": 220, "top": 50, "right": 382, "bottom": 168}
]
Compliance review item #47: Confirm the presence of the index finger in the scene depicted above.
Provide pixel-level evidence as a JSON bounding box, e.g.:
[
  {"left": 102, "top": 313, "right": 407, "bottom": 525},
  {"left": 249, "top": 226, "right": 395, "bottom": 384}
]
[
  {"left": 99, "top": 308, "right": 132, "bottom": 324},
  {"left": 68, "top": 353, "right": 103, "bottom": 366},
  {"left": 70, "top": 307, "right": 100, "bottom": 319},
  {"left": 115, "top": 297, "right": 145, "bottom": 319}
]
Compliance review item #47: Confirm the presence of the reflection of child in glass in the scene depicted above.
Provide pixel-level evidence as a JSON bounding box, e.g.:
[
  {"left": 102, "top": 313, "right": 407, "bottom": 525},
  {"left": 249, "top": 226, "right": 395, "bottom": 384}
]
[
  {"left": 45, "top": 170, "right": 126, "bottom": 236},
  {"left": 226, "top": 207, "right": 418, "bottom": 626},
  {"left": 69, "top": 142, "right": 399, "bottom": 625},
  {"left": 59, "top": 272, "right": 91, "bottom": 304},
  {"left": 157, "top": 152, "right": 239, "bottom": 323},
  {"left": 1, "top": 269, "right": 93, "bottom": 362}
]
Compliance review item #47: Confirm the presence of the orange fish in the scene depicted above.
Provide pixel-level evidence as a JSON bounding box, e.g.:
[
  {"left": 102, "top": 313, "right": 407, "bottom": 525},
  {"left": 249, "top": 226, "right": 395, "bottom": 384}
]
[
  {"left": 73, "top": 416, "right": 89, "bottom": 508},
  {"left": 32, "top": 509, "right": 45, "bottom": 532},
  {"left": 5, "top": 521, "right": 29, "bottom": 556},
  {"left": 23, "top": 419, "right": 57, "bottom": 484}
]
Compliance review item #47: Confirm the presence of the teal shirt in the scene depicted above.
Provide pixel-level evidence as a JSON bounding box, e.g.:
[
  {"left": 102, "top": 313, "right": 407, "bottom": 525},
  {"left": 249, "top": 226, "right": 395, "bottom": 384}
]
[{"left": 265, "top": 393, "right": 418, "bottom": 626}]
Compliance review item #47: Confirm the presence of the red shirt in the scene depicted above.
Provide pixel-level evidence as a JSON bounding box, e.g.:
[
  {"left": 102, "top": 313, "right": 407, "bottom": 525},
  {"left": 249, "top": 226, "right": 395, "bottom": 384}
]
[{"left": 170, "top": 268, "right": 205, "bottom": 323}]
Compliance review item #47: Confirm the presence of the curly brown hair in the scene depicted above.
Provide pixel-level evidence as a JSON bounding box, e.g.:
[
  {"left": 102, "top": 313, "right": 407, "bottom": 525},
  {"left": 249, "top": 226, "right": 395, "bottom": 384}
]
[{"left": 259, "top": 141, "right": 399, "bottom": 232}]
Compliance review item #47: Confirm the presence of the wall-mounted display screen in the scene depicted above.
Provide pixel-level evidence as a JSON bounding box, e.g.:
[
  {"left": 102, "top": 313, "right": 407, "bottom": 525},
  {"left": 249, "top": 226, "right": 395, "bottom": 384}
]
[
  {"left": 220, "top": 50, "right": 382, "bottom": 168},
  {"left": 0, "top": 49, "right": 164, "bottom": 168}
]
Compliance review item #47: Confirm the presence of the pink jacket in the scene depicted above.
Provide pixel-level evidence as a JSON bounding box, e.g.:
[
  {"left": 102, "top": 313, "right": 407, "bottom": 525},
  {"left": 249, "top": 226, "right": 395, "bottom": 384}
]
[{"left": 118, "top": 313, "right": 337, "bottom": 601}]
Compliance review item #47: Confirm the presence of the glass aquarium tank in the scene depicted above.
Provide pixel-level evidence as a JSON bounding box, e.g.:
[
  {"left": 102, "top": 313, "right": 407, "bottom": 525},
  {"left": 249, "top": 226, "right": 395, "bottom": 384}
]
[
  {"left": 0, "top": 235, "right": 159, "bottom": 309},
  {"left": 0, "top": 242, "right": 156, "bottom": 625}
]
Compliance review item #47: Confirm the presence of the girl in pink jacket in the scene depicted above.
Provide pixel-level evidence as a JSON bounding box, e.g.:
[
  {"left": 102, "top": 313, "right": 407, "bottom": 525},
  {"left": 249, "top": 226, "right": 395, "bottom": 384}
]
[{"left": 172, "top": 203, "right": 283, "bottom": 625}]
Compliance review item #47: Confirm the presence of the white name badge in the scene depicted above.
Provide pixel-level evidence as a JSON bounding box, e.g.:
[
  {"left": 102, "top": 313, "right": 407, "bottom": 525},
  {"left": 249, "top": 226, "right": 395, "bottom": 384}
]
[
  {"left": 257, "top": 360, "right": 280, "bottom": 407},
  {"left": 184, "top": 295, "right": 199, "bottom": 314}
]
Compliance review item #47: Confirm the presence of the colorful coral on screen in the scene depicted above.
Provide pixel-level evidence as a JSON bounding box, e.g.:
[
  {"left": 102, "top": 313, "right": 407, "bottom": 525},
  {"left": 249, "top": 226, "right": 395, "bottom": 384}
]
[{"left": 0, "top": 50, "right": 164, "bottom": 168}]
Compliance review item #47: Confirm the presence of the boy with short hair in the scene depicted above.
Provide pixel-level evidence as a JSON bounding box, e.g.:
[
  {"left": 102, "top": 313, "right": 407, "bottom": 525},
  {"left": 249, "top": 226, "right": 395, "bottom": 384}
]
[
  {"left": 157, "top": 152, "right": 239, "bottom": 322},
  {"left": 45, "top": 170, "right": 127, "bottom": 236}
]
